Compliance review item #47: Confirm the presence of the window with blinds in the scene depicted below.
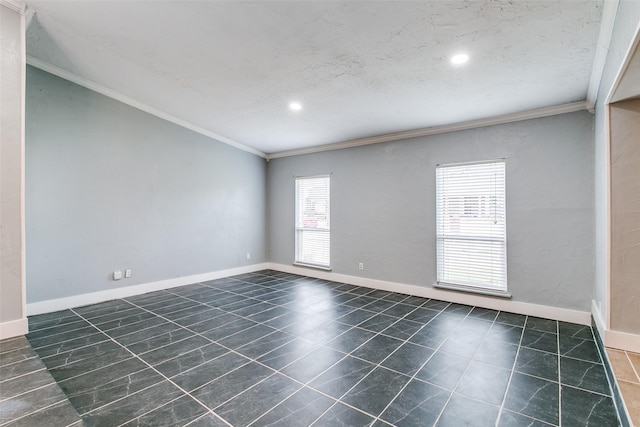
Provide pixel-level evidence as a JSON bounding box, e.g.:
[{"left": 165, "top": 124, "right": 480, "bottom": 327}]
[
  {"left": 295, "top": 175, "right": 330, "bottom": 269},
  {"left": 436, "top": 160, "right": 507, "bottom": 292}
]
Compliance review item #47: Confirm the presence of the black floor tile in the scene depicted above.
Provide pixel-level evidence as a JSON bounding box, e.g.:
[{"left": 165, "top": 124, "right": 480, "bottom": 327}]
[
  {"left": 0, "top": 369, "right": 55, "bottom": 400},
  {"left": 256, "top": 338, "right": 319, "bottom": 370},
  {"left": 561, "top": 385, "right": 619, "bottom": 427},
  {"left": 473, "top": 340, "right": 518, "bottom": 370},
  {"left": 521, "top": 329, "right": 558, "bottom": 354},
  {"left": 380, "top": 379, "right": 450, "bottom": 427},
  {"left": 341, "top": 367, "right": 411, "bottom": 417},
  {"left": 498, "top": 409, "right": 554, "bottom": 426},
  {"left": 11, "top": 271, "right": 620, "bottom": 427},
  {"left": 558, "top": 322, "right": 594, "bottom": 341},
  {"left": 526, "top": 317, "right": 558, "bottom": 333},
  {"left": 120, "top": 395, "right": 207, "bottom": 427},
  {"left": 48, "top": 347, "right": 134, "bottom": 382},
  {"left": 81, "top": 380, "right": 183, "bottom": 426},
  {"left": 483, "top": 322, "right": 523, "bottom": 346},
  {"left": 170, "top": 351, "right": 249, "bottom": 392},
  {"left": 137, "top": 335, "right": 210, "bottom": 366},
  {"left": 309, "top": 355, "right": 375, "bottom": 399},
  {"left": 215, "top": 373, "right": 301, "bottom": 426},
  {"left": 235, "top": 330, "right": 295, "bottom": 359},
  {"left": 351, "top": 334, "right": 404, "bottom": 365},
  {"left": 467, "top": 307, "right": 499, "bottom": 322},
  {"left": 559, "top": 335, "right": 601, "bottom": 363},
  {"left": 456, "top": 360, "right": 511, "bottom": 405},
  {"left": 495, "top": 311, "right": 526, "bottom": 327},
  {"left": 436, "top": 392, "right": 500, "bottom": 427},
  {"left": 415, "top": 350, "right": 470, "bottom": 391},
  {"left": 311, "top": 402, "right": 376, "bottom": 427},
  {"left": 296, "top": 321, "right": 352, "bottom": 345},
  {"left": 2, "top": 400, "right": 83, "bottom": 427},
  {"left": 381, "top": 342, "right": 434, "bottom": 376},
  {"left": 515, "top": 347, "right": 558, "bottom": 382},
  {"left": 153, "top": 342, "right": 228, "bottom": 377},
  {"left": 560, "top": 356, "right": 611, "bottom": 395},
  {"left": 280, "top": 345, "right": 345, "bottom": 383},
  {"left": 382, "top": 319, "right": 424, "bottom": 340},
  {"left": 503, "top": 372, "right": 559, "bottom": 425},
  {"left": 358, "top": 314, "right": 398, "bottom": 333},
  {"left": 192, "top": 362, "right": 274, "bottom": 409},
  {"left": 252, "top": 386, "right": 335, "bottom": 427},
  {"left": 0, "top": 382, "right": 68, "bottom": 424},
  {"left": 127, "top": 328, "right": 196, "bottom": 355},
  {"left": 64, "top": 366, "right": 164, "bottom": 415},
  {"left": 405, "top": 307, "right": 440, "bottom": 324},
  {"left": 326, "top": 328, "right": 376, "bottom": 353}
]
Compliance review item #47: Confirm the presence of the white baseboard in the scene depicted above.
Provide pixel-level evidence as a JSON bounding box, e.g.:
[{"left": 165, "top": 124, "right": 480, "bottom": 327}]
[
  {"left": 0, "top": 318, "right": 28, "bottom": 340},
  {"left": 592, "top": 299, "right": 607, "bottom": 338},
  {"left": 268, "top": 263, "right": 591, "bottom": 325},
  {"left": 606, "top": 330, "right": 640, "bottom": 353},
  {"left": 26, "top": 263, "right": 270, "bottom": 316},
  {"left": 591, "top": 299, "right": 640, "bottom": 352}
]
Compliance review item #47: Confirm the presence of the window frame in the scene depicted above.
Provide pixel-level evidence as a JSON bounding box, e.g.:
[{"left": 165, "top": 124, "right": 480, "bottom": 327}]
[
  {"left": 294, "top": 174, "right": 331, "bottom": 270},
  {"left": 435, "top": 159, "right": 509, "bottom": 297}
]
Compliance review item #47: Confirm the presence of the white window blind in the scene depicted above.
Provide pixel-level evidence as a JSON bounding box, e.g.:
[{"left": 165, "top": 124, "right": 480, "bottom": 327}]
[
  {"left": 295, "top": 175, "right": 330, "bottom": 268},
  {"left": 436, "top": 160, "right": 507, "bottom": 292}
]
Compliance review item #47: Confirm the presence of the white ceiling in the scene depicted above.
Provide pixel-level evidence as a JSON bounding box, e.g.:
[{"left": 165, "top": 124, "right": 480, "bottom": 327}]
[{"left": 25, "top": 1, "right": 604, "bottom": 156}]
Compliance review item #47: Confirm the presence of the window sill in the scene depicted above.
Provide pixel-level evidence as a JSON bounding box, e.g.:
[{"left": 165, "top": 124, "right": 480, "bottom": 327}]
[
  {"left": 434, "top": 282, "right": 512, "bottom": 299},
  {"left": 293, "top": 262, "right": 332, "bottom": 272}
]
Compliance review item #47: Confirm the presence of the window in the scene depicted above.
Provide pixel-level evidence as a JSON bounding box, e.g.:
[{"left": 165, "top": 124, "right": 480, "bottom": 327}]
[
  {"left": 436, "top": 160, "right": 507, "bottom": 293},
  {"left": 295, "top": 175, "right": 330, "bottom": 269}
]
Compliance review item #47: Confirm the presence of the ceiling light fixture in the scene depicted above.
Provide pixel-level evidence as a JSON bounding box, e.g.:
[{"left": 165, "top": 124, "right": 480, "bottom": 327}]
[
  {"left": 289, "top": 102, "right": 302, "bottom": 111},
  {"left": 451, "top": 53, "right": 470, "bottom": 65}
]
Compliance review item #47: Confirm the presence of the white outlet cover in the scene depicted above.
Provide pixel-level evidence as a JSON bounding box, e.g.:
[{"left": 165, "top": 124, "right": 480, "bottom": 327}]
[
  {"left": 113, "top": 270, "right": 123, "bottom": 280},
  {"left": 125, "top": 269, "right": 132, "bottom": 278}
]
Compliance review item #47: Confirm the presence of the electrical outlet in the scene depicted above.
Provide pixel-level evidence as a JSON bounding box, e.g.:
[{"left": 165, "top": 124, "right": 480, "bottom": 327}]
[
  {"left": 246, "top": 252, "right": 251, "bottom": 260},
  {"left": 358, "top": 263, "right": 364, "bottom": 271},
  {"left": 113, "top": 270, "right": 123, "bottom": 280},
  {"left": 125, "top": 269, "right": 132, "bottom": 278}
]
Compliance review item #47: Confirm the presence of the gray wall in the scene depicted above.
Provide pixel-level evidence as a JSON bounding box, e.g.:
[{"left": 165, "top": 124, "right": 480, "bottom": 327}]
[
  {"left": 593, "top": 0, "right": 640, "bottom": 325},
  {"left": 26, "top": 66, "right": 267, "bottom": 303},
  {"left": 0, "top": 4, "right": 25, "bottom": 326},
  {"left": 268, "top": 111, "right": 595, "bottom": 311}
]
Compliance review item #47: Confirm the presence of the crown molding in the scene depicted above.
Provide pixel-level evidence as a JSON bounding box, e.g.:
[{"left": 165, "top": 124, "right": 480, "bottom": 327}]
[
  {"left": 0, "top": 0, "right": 26, "bottom": 14},
  {"left": 267, "top": 101, "right": 589, "bottom": 160},
  {"left": 26, "top": 56, "right": 267, "bottom": 159},
  {"left": 606, "top": 19, "right": 640, "bottom": 104},
  {"left": 587, "top": 0, "right": 619, "bottom": 111}
]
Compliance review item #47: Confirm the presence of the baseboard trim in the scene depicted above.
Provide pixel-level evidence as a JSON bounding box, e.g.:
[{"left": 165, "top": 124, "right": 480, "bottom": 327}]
[
  {"left": 26, "top": 263, "right": 270, "bottom": 316},
  {"left": 606, "top": 330, "right": 640, "bottom": 354},
  {"left": 591, "top": 299, "right": 640, "bottom": 353},
  {"left": 268, "top": 263, "right": 591, "bottom": 325},
  {"left": 0, "top": 318, "right": 29, "bottom": 340}
]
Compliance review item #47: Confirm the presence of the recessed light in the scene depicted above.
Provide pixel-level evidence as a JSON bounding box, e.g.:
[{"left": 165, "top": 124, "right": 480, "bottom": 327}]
[
  {"left": 451, "top": 53, "right": 469, "bottom": 65},
  {"left": 289, "top": 102, "right": 302, "bottom": 111}
]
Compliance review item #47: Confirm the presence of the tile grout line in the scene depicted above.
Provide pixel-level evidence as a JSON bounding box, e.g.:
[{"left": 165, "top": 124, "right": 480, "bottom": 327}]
[
  {"left": 624, "top": 351, "right": 640, "bottom": 384},
  {"left": 249, "top": 298, "right": 441, "bottom": 426},
  {"left": 69, "top": 307, "right": 234, "bottom": 427},
  {"left": 494, "top": 315, "right": 528, "bottom": 426},
  {"left": 557, "top": 320, "right": 563, "bottom": 427},
  {"left": 430, "top": 310, "right": 499, "bottom": 426},
  {"left": 24, "top": 271, "right": 611, "bottom": 427}
]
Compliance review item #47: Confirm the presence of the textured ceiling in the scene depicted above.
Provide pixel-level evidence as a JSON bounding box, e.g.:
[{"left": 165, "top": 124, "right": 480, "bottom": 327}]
[{"left": 25, "top": 1, "right": 604, "bottom": 155}]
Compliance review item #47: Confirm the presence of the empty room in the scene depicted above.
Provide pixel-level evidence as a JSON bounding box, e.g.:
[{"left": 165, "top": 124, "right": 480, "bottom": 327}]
[{"left": 2, "top": 0, "right": 640, "bottom": 426}]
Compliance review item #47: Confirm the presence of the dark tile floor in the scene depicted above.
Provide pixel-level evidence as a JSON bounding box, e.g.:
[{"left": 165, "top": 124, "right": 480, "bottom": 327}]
[
  {"left": 0, "top": 336, "right": 84, "bottom": 426},
  {"left": 8, "top": 270, "right": 622, "bottom": 426}
]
